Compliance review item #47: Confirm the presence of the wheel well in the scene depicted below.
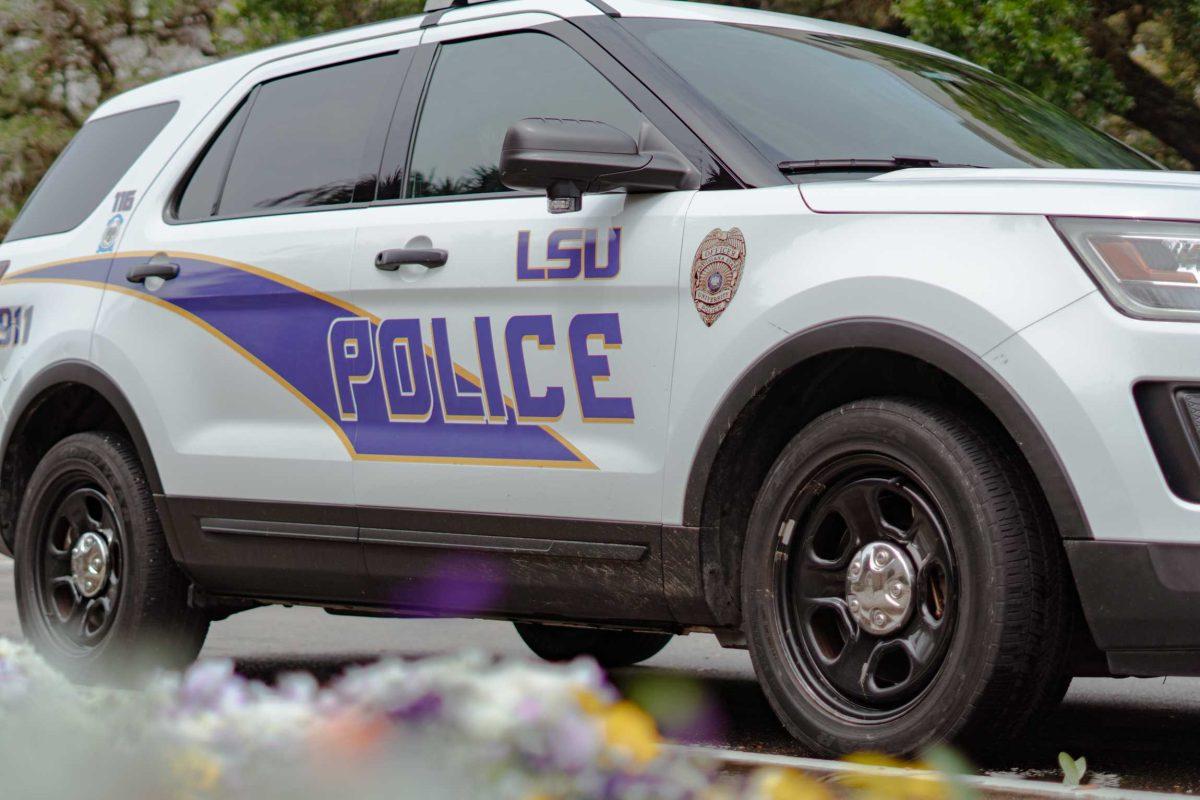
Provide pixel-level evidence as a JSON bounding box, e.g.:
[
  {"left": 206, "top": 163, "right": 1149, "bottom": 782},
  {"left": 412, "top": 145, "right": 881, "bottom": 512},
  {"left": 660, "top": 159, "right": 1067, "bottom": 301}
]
[
  {"left": 695, "top": 347, "right": 1061, "bottom": 623},
  {"left": 0, "top": 383, "right": 133, "bottom": 552}
]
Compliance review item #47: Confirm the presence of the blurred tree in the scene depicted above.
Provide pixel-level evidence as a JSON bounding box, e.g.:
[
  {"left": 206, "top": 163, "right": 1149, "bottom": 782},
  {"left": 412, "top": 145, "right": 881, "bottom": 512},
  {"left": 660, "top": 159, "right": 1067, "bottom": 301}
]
[
  {"left": 722, "top": 0, "right": 1200, "bottom": 167},
  {"left": 215, "top": 0, "right": 421, "bottom": 51},
  {"left": 0, "top": 0, "right": 218, "bottom": 233},
  {"left": 714, "top": 0, "right": 902, "bottom": 32},
  {"left": 894, "top": 0, "right": 1200, "bottom": 167}
]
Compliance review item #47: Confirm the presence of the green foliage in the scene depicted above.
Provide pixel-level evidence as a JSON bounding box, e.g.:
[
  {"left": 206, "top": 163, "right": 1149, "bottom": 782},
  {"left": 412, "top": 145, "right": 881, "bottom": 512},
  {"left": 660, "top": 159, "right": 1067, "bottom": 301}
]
[
  {"left": 896, "top": 0, "right": 1127, "bottom": 120},
  {"left": 216, "top": 0, "right": 423, "bottom": 52},
  {"left": 0, "top": 0, "right": 218, "bottom": 236},
  {"left": 920, "top": 746, "right": 978, "bottom": 800},
  {"left": 1058, "top": 751, "right": 1088, "bottom": 786},
  {"left": 1157, "top": 0, "right": 1200, "bottom": 57}
]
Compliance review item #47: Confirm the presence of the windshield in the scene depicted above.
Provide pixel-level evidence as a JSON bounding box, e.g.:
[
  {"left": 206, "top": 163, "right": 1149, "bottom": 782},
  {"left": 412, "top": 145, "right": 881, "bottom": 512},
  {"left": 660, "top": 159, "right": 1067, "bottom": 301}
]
[{"left": 620, "top": 19, "right": 1157, "bottom": 175}]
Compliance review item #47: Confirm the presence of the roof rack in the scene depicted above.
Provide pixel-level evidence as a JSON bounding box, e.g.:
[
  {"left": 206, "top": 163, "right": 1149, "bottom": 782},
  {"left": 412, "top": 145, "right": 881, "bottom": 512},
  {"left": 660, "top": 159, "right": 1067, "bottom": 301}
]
[
  {"left": 422, "top": 0, "right": 618, "bottom": 19},
  {"left": 424, "top": 0, "right": 483, "bottom": 11}
]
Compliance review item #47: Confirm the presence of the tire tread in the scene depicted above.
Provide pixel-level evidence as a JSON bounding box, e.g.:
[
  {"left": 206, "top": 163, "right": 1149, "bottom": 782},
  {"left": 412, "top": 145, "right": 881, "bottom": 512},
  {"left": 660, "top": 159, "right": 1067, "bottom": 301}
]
[{"left": 742, "top": 397, "right": 1069, "bottom": 755}]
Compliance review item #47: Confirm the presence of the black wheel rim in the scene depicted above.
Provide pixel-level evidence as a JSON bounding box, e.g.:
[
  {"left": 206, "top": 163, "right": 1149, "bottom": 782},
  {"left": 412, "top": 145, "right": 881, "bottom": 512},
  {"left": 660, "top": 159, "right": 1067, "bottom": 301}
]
[
  {"left": 774, "top": 453, "right": 959, "bottom": 722},
  {"left": 33, "top": 476, "right": 124, "bottom": 654}
]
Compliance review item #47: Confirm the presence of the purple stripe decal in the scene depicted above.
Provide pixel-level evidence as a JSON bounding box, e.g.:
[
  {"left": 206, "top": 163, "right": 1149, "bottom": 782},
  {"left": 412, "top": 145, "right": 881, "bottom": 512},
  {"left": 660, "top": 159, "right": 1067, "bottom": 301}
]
[{"left": 15, "top": 255, "right": 587, "bottom": 466}]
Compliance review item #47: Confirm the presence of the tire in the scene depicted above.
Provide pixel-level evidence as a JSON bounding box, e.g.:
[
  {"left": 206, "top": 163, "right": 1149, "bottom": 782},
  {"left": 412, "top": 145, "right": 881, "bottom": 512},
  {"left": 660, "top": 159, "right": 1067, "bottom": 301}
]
[
  {"left": 742, "top": 398, "right": 1068, "bottom": 756},
  {"left": 515, "top": 623, "right": 673, "bottom": 668},
  {"left": 14, "top": 432, "right": 209, "bottom": 683}
]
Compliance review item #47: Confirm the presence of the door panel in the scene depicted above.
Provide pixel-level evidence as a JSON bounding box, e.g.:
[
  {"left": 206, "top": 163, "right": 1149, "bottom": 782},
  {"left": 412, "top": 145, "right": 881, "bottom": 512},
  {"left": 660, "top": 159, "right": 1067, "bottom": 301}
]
[
  {"left": 98, "top": 214, "right": 362, "bottom": 505},
  {"left": 348, "top": 191, "right": 689, "bottom": 618},
  {"left": 349, "top": 192, "right": 688, "bottom": 516},
  {"left": 343, "top": 23, "right": 695, "bottom": 619},
  {"left": 94, "top": 34, "right": 420, "bottom": 599}
]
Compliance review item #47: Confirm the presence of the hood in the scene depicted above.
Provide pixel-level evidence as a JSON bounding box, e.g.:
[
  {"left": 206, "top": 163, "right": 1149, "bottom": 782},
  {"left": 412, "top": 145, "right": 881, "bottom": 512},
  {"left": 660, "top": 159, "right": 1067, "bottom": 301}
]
[{"left": 799, "top": 168, "right": 1200, "bottom": 220}]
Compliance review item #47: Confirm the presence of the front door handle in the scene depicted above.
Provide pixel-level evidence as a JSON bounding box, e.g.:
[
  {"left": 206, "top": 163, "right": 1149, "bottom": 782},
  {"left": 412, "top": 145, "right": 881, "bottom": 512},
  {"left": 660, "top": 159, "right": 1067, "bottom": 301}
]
[
  {"left": 127, "top": 253, "right": 180, "bottom": 284},
  {"left": 375, "top": 248, "right": 448, "bottom": 271}
]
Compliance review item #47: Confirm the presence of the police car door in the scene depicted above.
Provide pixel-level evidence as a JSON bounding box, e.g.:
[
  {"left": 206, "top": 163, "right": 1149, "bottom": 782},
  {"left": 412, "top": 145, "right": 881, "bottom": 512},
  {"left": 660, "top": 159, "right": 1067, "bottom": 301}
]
[
  {"left": 99, "top": 33, "right": 420, "bottom": 598},
  {"left": 346, "top": 12, "right": 695, "bottom": 620}
]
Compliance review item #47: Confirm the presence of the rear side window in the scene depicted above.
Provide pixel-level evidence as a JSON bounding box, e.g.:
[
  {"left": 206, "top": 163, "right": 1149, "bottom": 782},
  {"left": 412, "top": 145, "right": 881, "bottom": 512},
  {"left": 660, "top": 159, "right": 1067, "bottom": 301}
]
[
  {"left": 5, "top": 102, "right": 178, "bottom": 243},
  {"left": 175, "top": 53, "right": 407, "bottom": 222}
]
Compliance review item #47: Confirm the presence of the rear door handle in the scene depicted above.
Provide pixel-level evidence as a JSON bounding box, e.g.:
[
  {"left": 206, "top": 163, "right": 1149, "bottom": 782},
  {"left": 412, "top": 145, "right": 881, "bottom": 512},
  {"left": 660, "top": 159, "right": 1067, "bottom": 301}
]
[
  {"left": 127, "top": 253, "right": 180, "bottom": 283},
  {"left": 375, "top": 248, "right": 448, "bottom": 271}
]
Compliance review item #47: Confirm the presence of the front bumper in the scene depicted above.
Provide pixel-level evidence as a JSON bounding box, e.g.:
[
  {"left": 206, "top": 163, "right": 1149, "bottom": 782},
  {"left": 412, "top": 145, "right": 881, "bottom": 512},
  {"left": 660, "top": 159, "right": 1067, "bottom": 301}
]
[
  {"left": 993, "top": 291, "right": 1200, "bottom": 549},
  {"left": 1067, "top": 540, "right": 1200, "bottom": 676},
  {"left": 992, "top": 291, "right": 1200, "bottom": 674}
]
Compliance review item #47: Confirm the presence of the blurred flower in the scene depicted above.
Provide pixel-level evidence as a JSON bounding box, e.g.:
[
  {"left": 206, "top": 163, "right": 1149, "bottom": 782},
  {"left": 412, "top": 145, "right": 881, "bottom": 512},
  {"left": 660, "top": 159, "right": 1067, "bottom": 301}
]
[
  {"left": 755, "top": 768, "right": 834, "bottom": 800},
  {"left": 840, "top": 753, "right": 949, "bottom": 800},
  {"left": 313, "top": 710, "right": 391, "bottom": 764},
  {"left": 0, "top": 637, "right": 980, "bottom": 800},
  {"left": 621, "top": 674, "right": 727, "bottom": 742},
  {"left": 387, "top": 690, "right": 444, "bottom": 724},
  {"left": 172, "top": 749, "right": 223, "bottom": 797},
  {"left": 580, "top": 691, "right": 661, "bottom": 767}
]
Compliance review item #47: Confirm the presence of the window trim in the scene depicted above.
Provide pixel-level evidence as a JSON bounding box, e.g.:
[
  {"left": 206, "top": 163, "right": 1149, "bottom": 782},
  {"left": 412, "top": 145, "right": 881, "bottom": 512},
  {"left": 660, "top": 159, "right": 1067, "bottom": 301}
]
[
  {"left": 5, "top": 101, "right": 180, "bottom": 244},
  {"left": 378, "top": 19, "right": 739, "bottom": 208},
  {"left": 396, "top": 32, "right": 578, "bottom": 202},
  {"left": 165, "top": 52, "right": 412, "bottom": 227},
  {"left": 168, "top": 88, "right": 258, "bottom": 224},
  {"left": 575, "top": 16, "right": 784, "bottom": 189}
]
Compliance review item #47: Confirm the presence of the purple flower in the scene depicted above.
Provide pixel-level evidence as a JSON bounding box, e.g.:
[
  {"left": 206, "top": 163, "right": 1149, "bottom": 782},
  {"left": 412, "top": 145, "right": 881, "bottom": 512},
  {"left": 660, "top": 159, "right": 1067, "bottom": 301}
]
[
  {"left": 544, "top": 717, "right": 601, "bottom": 773},
  {"left": 387, "top": 692, "right": 444, "bottom": 724},
  {"left": 176, "top": 660, "right": 248, "bottom": 712}
]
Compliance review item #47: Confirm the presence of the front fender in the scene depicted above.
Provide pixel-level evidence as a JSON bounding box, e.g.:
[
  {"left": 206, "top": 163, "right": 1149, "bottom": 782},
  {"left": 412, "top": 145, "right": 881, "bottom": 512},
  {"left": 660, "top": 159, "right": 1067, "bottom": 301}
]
[
  {"left": 676, "top": 317, "right": 1091, "bottom": 544},
  {"left": 668, "top": 197, "right": 1098, "bottom": 544}
]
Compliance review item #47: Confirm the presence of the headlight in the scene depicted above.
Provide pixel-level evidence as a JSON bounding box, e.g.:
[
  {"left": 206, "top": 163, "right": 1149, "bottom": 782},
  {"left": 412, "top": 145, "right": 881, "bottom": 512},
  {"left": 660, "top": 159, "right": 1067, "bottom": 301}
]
[{"left": 1052, "top": 217, "right": 1200, "bottom": 321}]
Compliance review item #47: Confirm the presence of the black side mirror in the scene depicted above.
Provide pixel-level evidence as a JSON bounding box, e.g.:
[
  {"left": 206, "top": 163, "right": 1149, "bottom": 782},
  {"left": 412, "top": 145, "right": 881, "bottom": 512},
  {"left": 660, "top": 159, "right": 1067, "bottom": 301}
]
[{"left": 499, "top": 117, "right": 701, "bottom": 213}]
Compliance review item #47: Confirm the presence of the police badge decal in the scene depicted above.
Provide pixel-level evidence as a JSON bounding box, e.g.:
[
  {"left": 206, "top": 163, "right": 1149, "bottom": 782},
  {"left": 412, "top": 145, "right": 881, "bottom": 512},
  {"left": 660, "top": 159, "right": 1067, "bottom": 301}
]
[{"left": 690, "top": 227, "right": 746, "bottom": 326}]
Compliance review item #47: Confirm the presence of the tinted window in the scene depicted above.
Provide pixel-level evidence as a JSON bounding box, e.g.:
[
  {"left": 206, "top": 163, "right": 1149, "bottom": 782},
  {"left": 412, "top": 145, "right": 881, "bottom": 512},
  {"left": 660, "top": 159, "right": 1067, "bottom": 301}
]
[
  {"left": 174, "top": 99, "right": 251, "bottom": 222},
  {"left": 622, "top": 20, "right": 1155, "bottom": 172},
  {"left": 5, "top": 102, "right": 177, "bottom": 242},
  {"left": 216, "top": 54, "right": 405, "bottom": 217},
  {"left": 408, "top": 33, "right": 645, "bottom": 198}
]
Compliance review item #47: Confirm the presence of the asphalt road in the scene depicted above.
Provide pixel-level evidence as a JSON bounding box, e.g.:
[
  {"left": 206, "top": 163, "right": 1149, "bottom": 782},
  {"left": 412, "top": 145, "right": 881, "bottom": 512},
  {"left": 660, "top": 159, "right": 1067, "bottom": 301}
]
[{"left": 1, "top": 559, "right": 1197, "bottom": 795}]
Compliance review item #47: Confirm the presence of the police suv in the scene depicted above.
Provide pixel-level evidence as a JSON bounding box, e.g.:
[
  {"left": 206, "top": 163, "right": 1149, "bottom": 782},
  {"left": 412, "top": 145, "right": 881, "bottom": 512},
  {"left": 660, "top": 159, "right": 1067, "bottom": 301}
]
[{"left": 1, "top": 0, "right": 1196, "bottom": 756}]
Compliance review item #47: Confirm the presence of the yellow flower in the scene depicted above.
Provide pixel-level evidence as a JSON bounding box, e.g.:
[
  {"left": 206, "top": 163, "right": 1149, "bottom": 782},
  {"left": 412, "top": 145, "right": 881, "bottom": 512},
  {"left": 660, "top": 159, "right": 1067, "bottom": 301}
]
[
  {"left": 757, "top": 767, "right": 833, "bottom": 800},
  {"left": 575, "top": 688, "right": 607, "bottom": 716},
  {"left": 575, "top": 689, "right": 661, "bottom": 765},
  {"left": 600, "top": 700, "right": 661, "bottom": 764},
  {"left": 171, "top": 749, "right": 222, "bottom": 798},
  {"left": 837, "top": 752, "right": 949, "bottom": 800}
]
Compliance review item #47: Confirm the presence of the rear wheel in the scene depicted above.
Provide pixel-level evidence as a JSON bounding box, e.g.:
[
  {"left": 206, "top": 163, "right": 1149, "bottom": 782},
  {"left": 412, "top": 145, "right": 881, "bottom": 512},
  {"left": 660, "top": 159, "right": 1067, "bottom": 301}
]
[
  {"left": 742, "top": 398, "right": 1067, "bottom": 756},
  {"left": 14, "top": 432, "right": 208, "bottom": 682},
  {"left": 515, "top": 623, "right": 672, "bottom": 668}
]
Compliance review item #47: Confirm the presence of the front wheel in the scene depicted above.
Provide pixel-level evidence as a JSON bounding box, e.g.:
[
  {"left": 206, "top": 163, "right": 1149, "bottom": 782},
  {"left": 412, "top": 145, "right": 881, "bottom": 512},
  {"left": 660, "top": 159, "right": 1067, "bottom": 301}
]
[
  {"left": 14, "top": 432, "right": 209, "bottom": 682},
  {"left": 742, "top": 398, "right": 1067, "bottom": 756},
  {"left": 515, "top": 623, "right": 672, "bottom": 668}
]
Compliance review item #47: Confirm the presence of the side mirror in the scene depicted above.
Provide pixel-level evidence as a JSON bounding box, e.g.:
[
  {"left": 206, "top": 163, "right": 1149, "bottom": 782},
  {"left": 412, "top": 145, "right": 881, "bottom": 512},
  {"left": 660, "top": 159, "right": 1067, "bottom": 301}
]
[{"left": 499, "top": 117, "right": 701, "bottom": 214}]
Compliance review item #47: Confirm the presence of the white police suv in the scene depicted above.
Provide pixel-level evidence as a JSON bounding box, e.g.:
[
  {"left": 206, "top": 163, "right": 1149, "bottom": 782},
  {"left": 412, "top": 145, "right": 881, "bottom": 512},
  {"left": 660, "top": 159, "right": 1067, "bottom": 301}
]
[{"left": 0, "top": 0, "right": 1196, "bottom": 756}]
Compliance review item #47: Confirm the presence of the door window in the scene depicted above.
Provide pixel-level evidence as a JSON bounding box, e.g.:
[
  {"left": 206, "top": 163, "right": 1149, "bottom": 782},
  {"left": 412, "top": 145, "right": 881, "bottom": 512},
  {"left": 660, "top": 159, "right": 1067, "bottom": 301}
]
[
  {"left": 174, "top": 53, "right": 408, "bottom": 222},
  {"left": 407, "top": 33, "right": 646, "bottom": 199}
]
